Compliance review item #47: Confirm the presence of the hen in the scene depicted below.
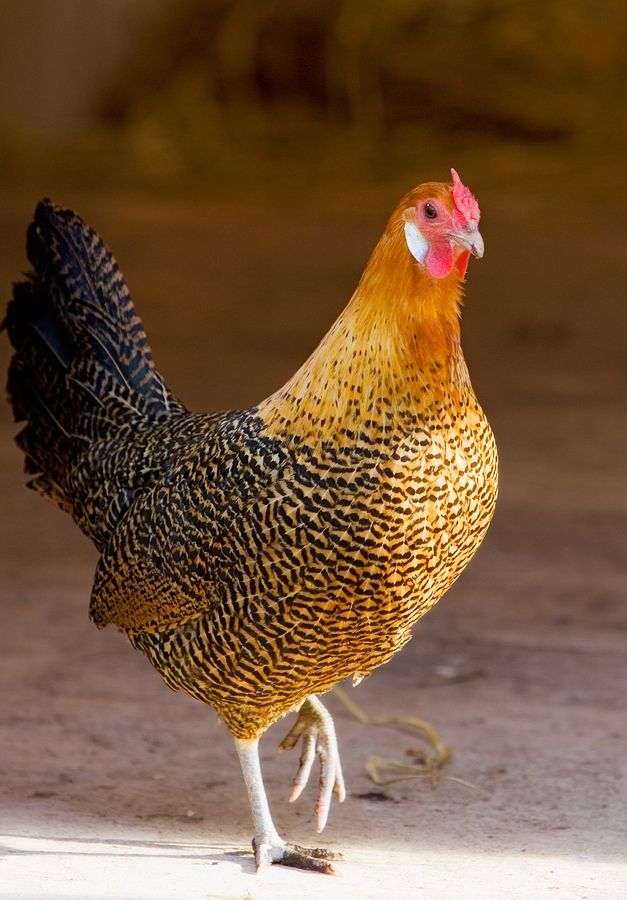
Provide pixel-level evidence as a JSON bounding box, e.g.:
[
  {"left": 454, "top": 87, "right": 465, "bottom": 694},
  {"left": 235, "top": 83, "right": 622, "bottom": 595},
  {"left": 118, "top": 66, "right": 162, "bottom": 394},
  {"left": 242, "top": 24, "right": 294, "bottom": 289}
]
[{"left": 4, "top": 171, "right": 497, "bottom": 873}]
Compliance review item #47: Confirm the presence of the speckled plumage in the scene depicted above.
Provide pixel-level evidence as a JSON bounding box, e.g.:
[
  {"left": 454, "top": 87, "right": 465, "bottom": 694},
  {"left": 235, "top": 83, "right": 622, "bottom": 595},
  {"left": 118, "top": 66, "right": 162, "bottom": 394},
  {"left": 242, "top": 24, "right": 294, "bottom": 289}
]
[{"left": 4, "top": 187, "right": 497, "bottom": 747}]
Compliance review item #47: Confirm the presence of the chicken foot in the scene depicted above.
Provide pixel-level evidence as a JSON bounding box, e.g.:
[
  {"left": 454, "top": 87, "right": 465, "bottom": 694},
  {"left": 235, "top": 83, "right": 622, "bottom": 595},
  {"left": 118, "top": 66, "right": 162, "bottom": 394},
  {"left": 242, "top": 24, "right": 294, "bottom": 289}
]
[
  {"left": 235, "top": 708, "right": 343, "bottom": 875},
  {"left": 279, "top": 695, "right": 346, "bottom": 831}
]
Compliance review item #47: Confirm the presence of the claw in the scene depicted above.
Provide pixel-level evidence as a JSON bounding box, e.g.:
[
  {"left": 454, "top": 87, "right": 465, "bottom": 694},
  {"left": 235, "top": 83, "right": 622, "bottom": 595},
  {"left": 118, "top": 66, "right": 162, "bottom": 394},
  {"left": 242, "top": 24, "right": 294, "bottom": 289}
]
[
  {"left": 253, "top": 833, "right": 343, "bottom": 875},
  {"left": 279, "top": 695, "right": 346, "bottom": 833}
]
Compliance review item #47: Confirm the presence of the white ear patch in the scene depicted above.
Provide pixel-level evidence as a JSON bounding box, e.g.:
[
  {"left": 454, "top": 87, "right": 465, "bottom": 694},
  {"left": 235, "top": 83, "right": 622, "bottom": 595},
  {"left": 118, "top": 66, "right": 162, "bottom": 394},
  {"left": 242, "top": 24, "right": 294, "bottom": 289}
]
[{"left": 404, "top": 218, "right": 428, "bottom": 265}]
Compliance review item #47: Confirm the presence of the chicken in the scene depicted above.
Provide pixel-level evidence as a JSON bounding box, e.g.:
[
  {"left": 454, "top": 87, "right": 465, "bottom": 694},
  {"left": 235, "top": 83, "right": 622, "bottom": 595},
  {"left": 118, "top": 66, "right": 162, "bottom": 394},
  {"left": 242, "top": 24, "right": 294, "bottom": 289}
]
[{"left": 3, "top": 170, "right": 497, "bottom": 874}]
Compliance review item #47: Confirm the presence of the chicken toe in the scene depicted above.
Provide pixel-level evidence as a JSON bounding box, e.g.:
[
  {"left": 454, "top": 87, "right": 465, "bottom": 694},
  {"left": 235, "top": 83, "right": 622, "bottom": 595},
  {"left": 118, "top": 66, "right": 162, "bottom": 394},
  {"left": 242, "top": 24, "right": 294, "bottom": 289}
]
[
  {"left": 279, "top": 695, "right": 346, "bottom": 831},
  {"left": 253, "top": 834, "right": 342, "bottom": 875}
]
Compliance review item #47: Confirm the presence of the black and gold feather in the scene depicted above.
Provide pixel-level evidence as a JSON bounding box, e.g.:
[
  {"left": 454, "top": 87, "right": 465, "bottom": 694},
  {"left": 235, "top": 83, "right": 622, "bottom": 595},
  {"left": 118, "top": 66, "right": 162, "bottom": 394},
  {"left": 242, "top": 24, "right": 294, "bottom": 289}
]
[{"left": 4, "top": 194, "right": 497, "bottom": 742}]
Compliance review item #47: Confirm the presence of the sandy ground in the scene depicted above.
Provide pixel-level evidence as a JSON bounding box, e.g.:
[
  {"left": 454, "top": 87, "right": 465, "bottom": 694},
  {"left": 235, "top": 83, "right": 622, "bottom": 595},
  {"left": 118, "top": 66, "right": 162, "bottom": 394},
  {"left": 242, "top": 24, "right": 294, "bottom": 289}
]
[{"left": 0, "top": 187, "right": 626, "bottom": 900}]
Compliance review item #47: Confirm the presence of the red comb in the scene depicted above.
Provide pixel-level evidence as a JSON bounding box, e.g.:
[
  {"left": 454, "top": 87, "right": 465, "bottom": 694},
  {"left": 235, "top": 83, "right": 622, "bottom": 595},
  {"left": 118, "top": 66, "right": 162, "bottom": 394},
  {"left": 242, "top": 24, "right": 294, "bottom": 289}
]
[{"left": 451, "top": 168, "right": 480, "bottom": 225}]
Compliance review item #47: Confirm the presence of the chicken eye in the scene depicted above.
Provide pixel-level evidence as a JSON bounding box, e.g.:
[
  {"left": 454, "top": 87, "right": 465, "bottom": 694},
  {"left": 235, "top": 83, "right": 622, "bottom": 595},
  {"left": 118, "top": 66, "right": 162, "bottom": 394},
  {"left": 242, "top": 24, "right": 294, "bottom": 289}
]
[{"left": 424, "top": 202, "right": 438, "bottom": 220}]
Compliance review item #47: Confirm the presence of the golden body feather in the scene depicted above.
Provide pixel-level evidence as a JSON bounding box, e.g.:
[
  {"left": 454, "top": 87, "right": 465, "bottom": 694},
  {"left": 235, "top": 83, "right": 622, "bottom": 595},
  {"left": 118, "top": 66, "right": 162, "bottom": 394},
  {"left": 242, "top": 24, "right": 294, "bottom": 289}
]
[
  {"left": 93, "top": 185, "right": 497, "bottom": 739},
  {"left": 6, "top": 185, "right": 497, "bottom": 739}
]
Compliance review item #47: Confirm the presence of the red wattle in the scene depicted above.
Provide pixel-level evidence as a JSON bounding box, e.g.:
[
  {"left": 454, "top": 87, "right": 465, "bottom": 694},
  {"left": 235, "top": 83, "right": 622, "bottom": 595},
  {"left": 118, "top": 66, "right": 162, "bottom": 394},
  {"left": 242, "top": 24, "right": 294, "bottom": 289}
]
[
  {"left": 426, "top": 242, "right": 454, "bottom": 279},
  {"left": 456, "top": 250, "right": 470, "bottom": 278}
]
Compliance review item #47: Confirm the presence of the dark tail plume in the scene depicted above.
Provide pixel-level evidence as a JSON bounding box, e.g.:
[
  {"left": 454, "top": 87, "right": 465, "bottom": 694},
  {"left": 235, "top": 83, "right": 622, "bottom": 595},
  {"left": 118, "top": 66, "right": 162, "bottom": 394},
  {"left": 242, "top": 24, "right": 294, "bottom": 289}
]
[{"left": 3, "top": 199, "right": 185, "bottom": 539}]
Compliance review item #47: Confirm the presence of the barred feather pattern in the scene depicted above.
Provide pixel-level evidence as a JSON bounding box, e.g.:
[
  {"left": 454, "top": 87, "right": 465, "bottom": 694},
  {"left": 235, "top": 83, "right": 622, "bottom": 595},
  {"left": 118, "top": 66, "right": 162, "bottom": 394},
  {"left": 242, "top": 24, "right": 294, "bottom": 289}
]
[
  {"left": 5, "top": 187, "right": 498, "bottom": 743},
  {"left": 4, "top": 200, "right": 185, "bottom": 547},
  {"left": 121, "top": 386, "right": 496, "bottom": 738}
]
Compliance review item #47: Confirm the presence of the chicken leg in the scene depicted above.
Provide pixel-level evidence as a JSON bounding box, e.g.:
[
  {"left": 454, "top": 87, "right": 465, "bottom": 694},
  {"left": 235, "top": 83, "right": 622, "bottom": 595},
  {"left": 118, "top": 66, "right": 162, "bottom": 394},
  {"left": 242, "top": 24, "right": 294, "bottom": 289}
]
[{"left": 235, "top": 695, "right": 345, "bottom": 873}]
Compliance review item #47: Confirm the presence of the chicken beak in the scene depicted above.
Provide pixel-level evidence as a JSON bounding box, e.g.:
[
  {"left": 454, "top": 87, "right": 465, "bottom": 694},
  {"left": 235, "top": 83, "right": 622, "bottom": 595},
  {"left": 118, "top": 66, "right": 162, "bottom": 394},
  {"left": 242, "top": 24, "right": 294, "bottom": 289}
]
[{"left": 452, "top": 224, "right": 484, "bottom": 259}]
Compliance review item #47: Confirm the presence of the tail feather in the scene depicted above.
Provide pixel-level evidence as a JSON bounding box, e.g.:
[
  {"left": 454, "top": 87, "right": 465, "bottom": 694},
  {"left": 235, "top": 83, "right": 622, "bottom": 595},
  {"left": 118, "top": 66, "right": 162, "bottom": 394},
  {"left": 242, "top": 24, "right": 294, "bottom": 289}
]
[
  {"left": 3, "top": 199, "right": 186, "bottom": 545},
  {"left": 24, "top": 199, "right": 173, "bottom": 412}
]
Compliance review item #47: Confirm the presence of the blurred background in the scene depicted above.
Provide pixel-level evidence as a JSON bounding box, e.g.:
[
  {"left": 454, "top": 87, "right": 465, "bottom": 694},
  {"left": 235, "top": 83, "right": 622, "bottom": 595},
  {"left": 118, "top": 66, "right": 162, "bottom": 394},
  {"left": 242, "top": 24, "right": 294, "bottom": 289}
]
[
  {"left": 1, "top": 0, "right": 626, "bottom": 202},
  {"left": 1, "top": 2, "right": 626, "bottom": 896}
]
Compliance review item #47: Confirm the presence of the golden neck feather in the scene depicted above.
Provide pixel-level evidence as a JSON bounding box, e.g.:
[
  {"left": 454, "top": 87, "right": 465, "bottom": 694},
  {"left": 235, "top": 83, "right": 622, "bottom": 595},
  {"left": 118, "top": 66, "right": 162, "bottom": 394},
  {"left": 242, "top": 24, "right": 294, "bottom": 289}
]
[{"left": 258, "top": 217, "right": 469, "bottom": 447}]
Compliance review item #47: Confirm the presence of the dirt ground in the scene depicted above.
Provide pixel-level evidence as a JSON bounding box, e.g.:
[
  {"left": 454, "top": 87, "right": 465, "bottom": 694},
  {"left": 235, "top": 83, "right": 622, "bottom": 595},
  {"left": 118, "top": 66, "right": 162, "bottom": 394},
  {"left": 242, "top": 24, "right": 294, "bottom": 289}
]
[{"left": 0, "top": 185, "right": 626, "bottom": 900}]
